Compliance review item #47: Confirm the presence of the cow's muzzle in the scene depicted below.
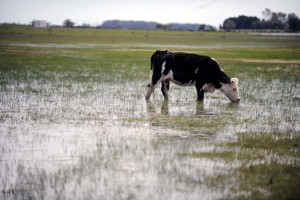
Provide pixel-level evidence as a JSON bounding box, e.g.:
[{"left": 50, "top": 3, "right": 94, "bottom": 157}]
[{"left": 231, "top": 98, "right": 240, "bottom": 103}]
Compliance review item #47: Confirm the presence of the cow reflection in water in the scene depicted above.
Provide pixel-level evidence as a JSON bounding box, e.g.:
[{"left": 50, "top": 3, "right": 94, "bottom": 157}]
[
  {"left": 146, "top": 101, "right": 212, "bottom": 117},
  {"left": 146, "top": 101, "right": 169, "bottom": 116}
]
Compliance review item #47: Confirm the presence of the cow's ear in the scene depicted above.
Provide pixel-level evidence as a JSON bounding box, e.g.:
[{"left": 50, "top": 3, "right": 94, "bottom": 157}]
[{"left": 231, "top": 78, "right": 239, "bottom": 85}]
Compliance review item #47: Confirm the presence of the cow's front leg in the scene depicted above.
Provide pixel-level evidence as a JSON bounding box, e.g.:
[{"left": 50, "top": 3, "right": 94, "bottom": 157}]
[
  {"left": 197, "top": 89, "right": 204, "bottom": 101},
  {"left": 196, "top": 82, "right": 205, "bottom": 101},
  {"left": 161, "top": 80, "right": 170, "bottom": 100}
]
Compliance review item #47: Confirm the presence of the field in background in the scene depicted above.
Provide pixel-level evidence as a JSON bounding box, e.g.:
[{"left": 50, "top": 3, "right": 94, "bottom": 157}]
[{"left": 0, "top": 25, "right": 300, "bottom": 199}]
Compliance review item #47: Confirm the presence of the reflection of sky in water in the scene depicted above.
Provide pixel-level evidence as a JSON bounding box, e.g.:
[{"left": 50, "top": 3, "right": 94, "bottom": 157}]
[{"left": 1, "top": 123, "right": 231, "bottom": 199}]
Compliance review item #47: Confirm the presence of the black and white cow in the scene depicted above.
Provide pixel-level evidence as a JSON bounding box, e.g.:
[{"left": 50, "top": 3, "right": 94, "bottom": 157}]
[{"left": 146, "top": 50, "right": 240, "bottom": 102}]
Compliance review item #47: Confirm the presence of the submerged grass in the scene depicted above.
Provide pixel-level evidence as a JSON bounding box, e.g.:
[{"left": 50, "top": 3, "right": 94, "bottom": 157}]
[
  {"left": 237, "top": 163, "right": 300, "bottom": 200},
  {"left": 182, "top": 132, "right": 300, "bottom": 199},
  {"left": 186, "top": 133, "right": 300, "bottom": 161},
  {"left": 228, "top": 132, "right": 300, "bottom": 151},
  {"left": 145, "top": 114, "right": 230, "bottom": 133}
]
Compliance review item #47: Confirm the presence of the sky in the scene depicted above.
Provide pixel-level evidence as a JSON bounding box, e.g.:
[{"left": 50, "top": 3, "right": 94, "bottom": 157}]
[{"left": 1, "top": 0, "right": 300, "bottom": 27}]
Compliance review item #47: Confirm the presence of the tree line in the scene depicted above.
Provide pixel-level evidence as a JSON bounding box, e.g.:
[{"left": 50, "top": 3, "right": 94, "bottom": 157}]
[
  {"left": 62, "top": 8, "right": 300, "bottom": 32},
  {"left": 223, "top": 8, "right": 300, "bottom": 31},
  {"left": 101, "top": 20, "right": 217, "bottom": 31},
  {"left": 62, "top": 19, "right": 217, "bottom": 31}
]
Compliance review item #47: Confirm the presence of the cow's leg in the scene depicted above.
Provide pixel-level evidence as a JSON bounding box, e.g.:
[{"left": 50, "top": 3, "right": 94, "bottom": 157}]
[
  {"left": 196, "top": 82, "right": 205, "bottom": 101},
  {"left": 197, "top": 89, "right": 204, "bottom": 101},
  {"left": 146, "top": 68, "right": 162, "bottom": 101},
  {"left": 146, "top": 84, "right": 154, "bottom": 101},
  {"left": 161, "top": 80, "right": 170, "bottom": 100}
]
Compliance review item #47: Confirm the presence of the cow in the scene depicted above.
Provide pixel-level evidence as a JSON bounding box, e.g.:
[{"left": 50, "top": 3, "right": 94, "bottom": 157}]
[{"left": 145, "top": 50, "right": 240, "bottom": 102}]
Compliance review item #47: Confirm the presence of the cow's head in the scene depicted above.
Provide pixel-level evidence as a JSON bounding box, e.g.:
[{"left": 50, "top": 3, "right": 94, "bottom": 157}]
[{"left": 220, "top": 78, "right": 240, "bottom": 102}]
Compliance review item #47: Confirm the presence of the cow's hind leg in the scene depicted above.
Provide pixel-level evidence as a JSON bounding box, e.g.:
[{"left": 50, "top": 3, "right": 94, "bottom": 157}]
[
  {"left": 146, "top": 67, "right": 163, "bottom": 101},
  {"left": 161, "top": 80, "right": 170, "bottom": 100},
  {"left": 146, "top": 84, "right": 155, "bottom": 101}
]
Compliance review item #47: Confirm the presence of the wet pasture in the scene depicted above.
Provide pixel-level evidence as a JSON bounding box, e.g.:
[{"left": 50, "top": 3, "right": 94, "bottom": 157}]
[{"left": 1, "top": 29, "right": 300, "bottom": 199}]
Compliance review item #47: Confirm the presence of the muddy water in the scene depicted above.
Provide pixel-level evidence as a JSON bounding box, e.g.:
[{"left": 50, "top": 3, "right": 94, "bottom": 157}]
[
  {"left": 1, "top": 69, "right": 299, "bottom": 199},
  {"left": 0, "top": 77, "right": 223, "bottom": 200},
  {"left": 1, "top": 123, "right": 226, "bottom": 200}
]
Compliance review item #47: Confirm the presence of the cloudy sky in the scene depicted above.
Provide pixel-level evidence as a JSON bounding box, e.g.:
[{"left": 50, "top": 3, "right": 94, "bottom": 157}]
[{"left": 1, "top": 0, "right": 299, "bottom": 27}]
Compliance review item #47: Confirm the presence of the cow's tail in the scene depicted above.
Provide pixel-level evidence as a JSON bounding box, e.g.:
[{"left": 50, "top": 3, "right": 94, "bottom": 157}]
[
  {"left": 149, "top": 52, "right": 163, "bottom": 87},
  {"left": 148, "top": 52, "right": 157, "bottom": 84},
  {"left": 148, "top": 54, "right": 155, "bottom": 86},
  {"left": 150, "top": 53, "right": 155, "bottom": 70},
  {"left": 146, "top": 55, "right": 155, "bottom": 100}
]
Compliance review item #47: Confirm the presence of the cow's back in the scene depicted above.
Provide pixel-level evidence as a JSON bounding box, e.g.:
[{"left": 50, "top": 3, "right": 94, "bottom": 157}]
[
  {"left": 170, "top": 53, "right": 213, "bottom": 83},
  {"left": 171, "top": 53, "right": 212, "bottom": 70}
]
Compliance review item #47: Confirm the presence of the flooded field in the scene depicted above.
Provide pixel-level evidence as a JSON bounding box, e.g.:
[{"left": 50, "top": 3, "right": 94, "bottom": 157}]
[{"left": 0, "top": 27, "right": 300, "bottom": 199}]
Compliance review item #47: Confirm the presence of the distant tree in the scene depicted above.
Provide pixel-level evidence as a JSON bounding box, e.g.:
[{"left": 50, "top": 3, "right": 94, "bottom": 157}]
[
  {"left": 63, "top": 19, "right": 75, "bottom": 27},
  {"left": 262, "top": 9, "right": 288, "bottom": 29},
  {"left": 269, "top": 12, "right": 286, "bottom": 29},
  {"left": 82, "top": 23, "right": 91, "bottom": 28},
  {"left": 288, "top": 13, "right": 300, "bottom": 31},
  {"left": 277, "top": 12, "right": 287, "bottom": 24},
  {"left": 223, "top": 19, "right": 236, "bottom": 30},
  {"left": 223, "top": 16, "right": 260, "bottom": 30},
  {"left": 224, "top": 9, "right": 299, "bottom": 31},
  {"left": 156, "top": 23, "right": 167, "bottom": 30},
  {"left": 236, "top": 15, "right": 260, "bottom": 29},
  {"left": 262, "top": 8, "right": 272, "bottom": 21}
]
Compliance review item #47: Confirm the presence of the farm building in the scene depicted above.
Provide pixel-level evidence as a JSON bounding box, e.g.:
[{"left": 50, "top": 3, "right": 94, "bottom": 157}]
[{"left": 32, "top": 20, "right": 49, "bottom": 28}]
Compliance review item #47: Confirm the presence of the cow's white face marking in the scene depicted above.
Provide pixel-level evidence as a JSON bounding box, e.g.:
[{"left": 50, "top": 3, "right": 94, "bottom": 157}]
[
  {"left": 195, "top": 68, "right": 198, "bottom": 74},
  {"left": 220, "top": 78, "right": 240, "bottom": 102}
]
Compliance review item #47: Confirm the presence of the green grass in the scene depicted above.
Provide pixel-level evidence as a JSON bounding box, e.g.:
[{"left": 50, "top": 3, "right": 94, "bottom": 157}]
[{"left": 1, "top": 24, "right": 300, "bottom": 47}]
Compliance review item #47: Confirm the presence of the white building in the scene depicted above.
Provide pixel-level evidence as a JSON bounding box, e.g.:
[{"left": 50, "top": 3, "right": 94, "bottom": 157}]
[{"left": 32, "top": 20, "right": 49, "bottom": 28}]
